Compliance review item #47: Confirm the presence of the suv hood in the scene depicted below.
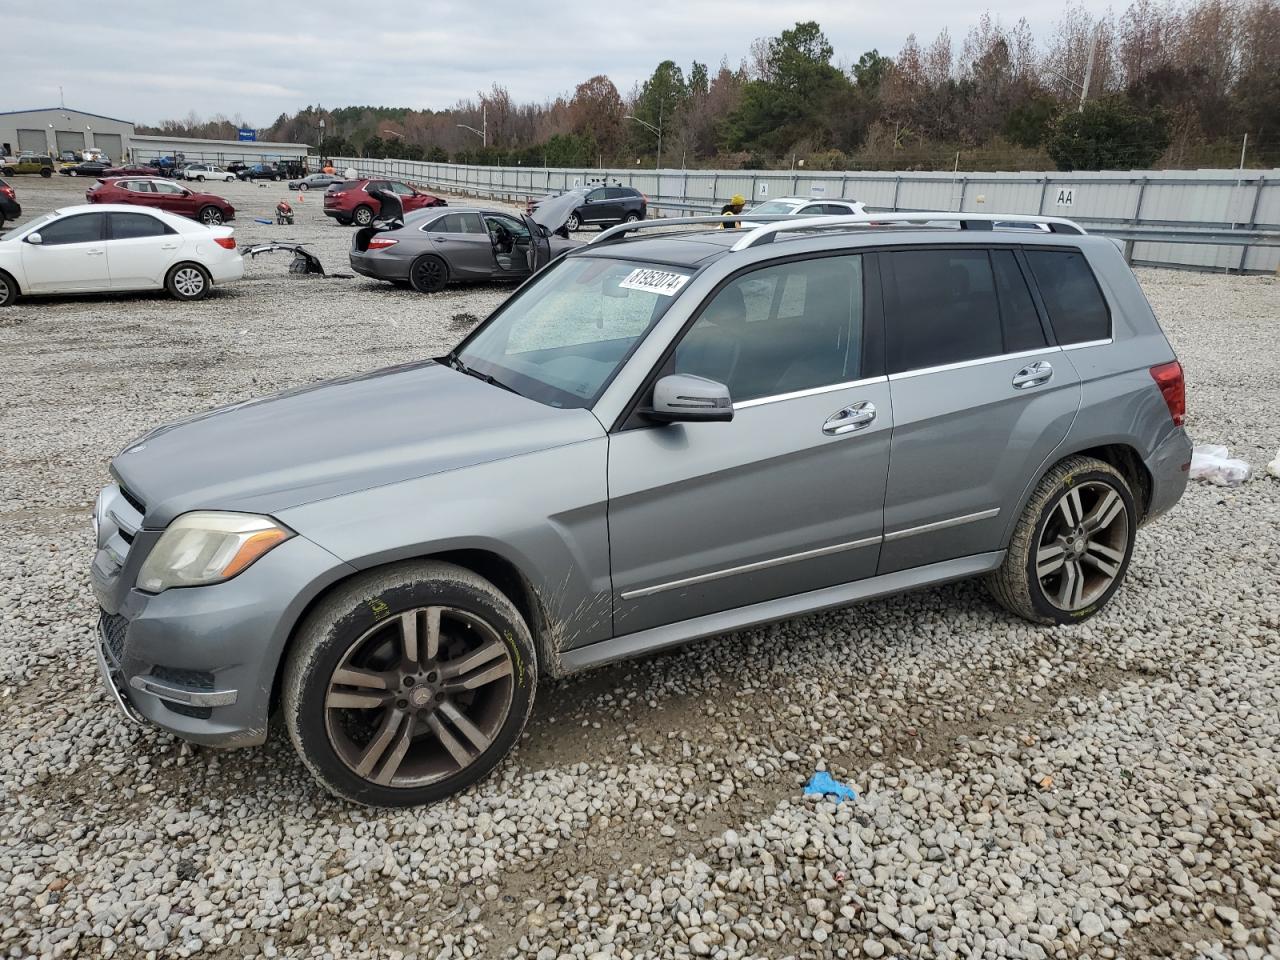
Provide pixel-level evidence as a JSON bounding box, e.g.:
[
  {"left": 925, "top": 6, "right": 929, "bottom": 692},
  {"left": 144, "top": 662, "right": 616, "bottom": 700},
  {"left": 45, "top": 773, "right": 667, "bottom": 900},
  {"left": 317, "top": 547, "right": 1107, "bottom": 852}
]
[
  {"left": 531, "top": 189, "right": 588, "bottom": 234},
  {"left": 111, "top": 360, "right": 603, "bottom": 528}
]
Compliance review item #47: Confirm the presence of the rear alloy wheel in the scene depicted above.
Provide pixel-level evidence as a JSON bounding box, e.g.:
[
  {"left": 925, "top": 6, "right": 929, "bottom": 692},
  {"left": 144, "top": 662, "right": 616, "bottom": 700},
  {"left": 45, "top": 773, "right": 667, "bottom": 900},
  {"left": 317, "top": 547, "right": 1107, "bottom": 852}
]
[
  {"left": 166, "top": 263, "right": 211, "bottom": 301},
  {"left": 409, "top": 255, "right": 448, "bottom": 293},
  {"left": 0, "top": 271, "right": 18, "bottom": 307},
  {"left": 566, "top": 212, "right": 581, "bottom": 232},
  {"left": 988, "top": 456, "right": 1136, "bottom": 624},
  {"left": 283, "top": 561, "right": 537, "bottom": 806},
  {"left": 198, "top": 205, "right": 223, "bottom": 225},
  {"left": 624, "top": 212, "right": 641, "bottom": 223},
  {"left": 353, "top": 205, "right": 374, "bottom": 226}
]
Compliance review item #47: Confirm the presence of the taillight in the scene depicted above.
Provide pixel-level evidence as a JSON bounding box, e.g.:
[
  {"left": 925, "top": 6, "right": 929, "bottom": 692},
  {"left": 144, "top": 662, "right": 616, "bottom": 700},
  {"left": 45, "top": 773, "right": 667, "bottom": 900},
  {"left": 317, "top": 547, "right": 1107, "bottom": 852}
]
[
  {"left": 367, "top": 237, "right": 398, "bottom": 250},
  {"left": 2, "top": 185, "right": 15, "bottom": 199},
  {"left": 1149, "top": 360, "right": 1185, "bottom": 426},
  {"left": 214, "top": 236, "right": 236, "bottom": 250},
  {"left": 640, "top": 192, "right": 648, "bottom": 204}
]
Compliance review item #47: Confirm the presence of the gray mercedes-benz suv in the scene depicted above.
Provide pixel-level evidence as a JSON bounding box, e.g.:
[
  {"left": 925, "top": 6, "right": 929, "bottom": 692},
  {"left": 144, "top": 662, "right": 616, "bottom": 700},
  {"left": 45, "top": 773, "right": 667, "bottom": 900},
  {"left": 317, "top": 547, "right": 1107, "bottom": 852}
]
[{"left": 90, "top": 212, "right": 1191, "bottom": 806}]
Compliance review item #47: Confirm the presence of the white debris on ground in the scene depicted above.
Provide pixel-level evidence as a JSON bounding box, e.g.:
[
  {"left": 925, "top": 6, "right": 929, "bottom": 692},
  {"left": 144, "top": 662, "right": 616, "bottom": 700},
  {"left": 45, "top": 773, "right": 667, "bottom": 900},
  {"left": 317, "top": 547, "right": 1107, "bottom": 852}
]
[
  {"left": 1, "top": 177, "right": 1278, "bottom": 960},
  {"left": 1189, "top": 444, "right": 1253, "bottom": 486}
]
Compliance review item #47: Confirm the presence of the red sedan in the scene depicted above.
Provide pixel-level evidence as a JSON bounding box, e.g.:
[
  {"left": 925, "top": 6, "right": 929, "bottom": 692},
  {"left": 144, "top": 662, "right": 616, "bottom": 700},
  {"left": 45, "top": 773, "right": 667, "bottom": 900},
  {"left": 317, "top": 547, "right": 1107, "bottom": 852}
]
[
  {"left": 86, "top": 177, "right": 235, "bottom": 225},
  {"left": 102, "top": 163, "right": 165, "bottom": 178},
  {"left": 323, "top": 178, "right": 445, "bottom": 226}
]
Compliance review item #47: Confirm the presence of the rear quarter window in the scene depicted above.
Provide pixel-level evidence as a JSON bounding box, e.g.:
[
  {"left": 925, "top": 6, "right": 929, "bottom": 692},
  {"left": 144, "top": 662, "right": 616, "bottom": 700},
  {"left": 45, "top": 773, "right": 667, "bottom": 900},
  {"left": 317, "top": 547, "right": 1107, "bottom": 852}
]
[{"left": 1024, "top": 248, "right": 1111, "bottom": 344}]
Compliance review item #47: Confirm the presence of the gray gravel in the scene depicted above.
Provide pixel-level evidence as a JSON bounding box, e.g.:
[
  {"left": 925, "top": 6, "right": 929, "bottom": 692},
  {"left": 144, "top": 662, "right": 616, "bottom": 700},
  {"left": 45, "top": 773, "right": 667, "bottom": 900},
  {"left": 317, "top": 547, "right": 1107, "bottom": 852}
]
[{"left": 1, "top": 176, "right": 1278, "bottom": 960}]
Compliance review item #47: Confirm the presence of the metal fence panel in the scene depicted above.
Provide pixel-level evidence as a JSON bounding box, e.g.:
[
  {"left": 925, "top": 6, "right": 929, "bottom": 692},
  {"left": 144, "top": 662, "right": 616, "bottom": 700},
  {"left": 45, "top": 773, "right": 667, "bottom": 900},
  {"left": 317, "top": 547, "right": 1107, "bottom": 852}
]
[{"left": 333, "top": 158, "right": 1280, "bottom": 273}]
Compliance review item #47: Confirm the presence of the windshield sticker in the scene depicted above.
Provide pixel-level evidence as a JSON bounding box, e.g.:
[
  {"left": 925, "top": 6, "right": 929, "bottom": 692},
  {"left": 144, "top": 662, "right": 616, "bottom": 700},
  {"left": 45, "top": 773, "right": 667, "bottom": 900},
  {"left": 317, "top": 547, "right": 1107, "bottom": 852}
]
[{"left": 618, "top": 268, "right": 690, "bottom": 297}]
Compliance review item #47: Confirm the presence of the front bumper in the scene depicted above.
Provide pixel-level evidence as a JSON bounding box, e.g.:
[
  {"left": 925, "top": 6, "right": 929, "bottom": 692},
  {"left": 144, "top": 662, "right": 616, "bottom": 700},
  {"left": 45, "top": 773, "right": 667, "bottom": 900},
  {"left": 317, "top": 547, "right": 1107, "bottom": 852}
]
[{"left": 90, "top": 532, "right": 355, "bottom": 747}]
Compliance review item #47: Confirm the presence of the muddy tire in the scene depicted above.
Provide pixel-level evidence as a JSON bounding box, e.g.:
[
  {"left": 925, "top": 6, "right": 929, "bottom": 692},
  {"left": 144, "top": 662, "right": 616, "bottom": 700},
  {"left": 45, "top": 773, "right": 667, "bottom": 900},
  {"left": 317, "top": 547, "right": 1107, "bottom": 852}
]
[
  {"left": 987, "top": 455, "right": 1136, "bottom": 625},
  {"left": 282, "top": 561, "right": 537, "bottom": 807}
]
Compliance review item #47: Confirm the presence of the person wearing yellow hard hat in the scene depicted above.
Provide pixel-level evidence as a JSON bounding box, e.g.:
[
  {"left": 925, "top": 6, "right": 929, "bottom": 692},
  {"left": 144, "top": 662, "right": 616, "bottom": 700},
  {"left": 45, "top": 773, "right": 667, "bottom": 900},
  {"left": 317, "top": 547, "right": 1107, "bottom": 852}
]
[{"left": 720, "top": 193, "right": 747, "bottom": 228}]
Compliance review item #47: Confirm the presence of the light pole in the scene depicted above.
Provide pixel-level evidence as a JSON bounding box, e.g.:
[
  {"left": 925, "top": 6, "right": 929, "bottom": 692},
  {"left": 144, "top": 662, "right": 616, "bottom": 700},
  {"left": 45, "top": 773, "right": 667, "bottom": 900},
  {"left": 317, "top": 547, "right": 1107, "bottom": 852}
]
[
  {"left": 456, "top": 102, "right": 487, "bottom": 148},
  {"left": 625, "top": 111, "right": 662, "bottom": 170},
  {"left": 1046, "top": 23, "right": 1102, "bottom": 113}
]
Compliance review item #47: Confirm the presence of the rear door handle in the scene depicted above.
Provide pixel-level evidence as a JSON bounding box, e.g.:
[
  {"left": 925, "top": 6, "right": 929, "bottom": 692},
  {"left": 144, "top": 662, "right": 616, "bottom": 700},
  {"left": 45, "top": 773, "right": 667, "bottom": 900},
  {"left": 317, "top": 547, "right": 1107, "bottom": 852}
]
[
  {"left": 1012, "top": 360, "right": 1053, "bottom": 389},
  {"left": 823, "top": 401, "right": 876, "bottom": 435},
  {"left": 86, "top": 249, "right": 105, "bottom": 256}
]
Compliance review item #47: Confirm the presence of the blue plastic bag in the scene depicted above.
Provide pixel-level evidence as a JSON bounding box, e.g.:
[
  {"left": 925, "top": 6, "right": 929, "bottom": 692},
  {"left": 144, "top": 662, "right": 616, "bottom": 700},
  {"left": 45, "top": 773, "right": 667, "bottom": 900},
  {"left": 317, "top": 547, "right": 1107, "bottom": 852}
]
[{"left": 803, "top": 771, "right": 858, "bottom": 803}]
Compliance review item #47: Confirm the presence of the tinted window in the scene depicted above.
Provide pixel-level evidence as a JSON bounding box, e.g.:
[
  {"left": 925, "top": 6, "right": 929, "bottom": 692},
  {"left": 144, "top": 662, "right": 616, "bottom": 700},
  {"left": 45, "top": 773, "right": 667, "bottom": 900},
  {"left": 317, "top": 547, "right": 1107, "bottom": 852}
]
[
  {"left": 605, "top": 187, "right": 631, "bottom": 199},
  {"left": 586, "top": 188, "right": 607, "bottom": 202},
  {"left": 675, "top": 255, "right": 864, "bottom": 403},
  {"left": 1024, "top": 249, "right": 1111, "bottom": 344},
  {"left": 110, "top": 212, "right": 173, "bottom": 239},
  {"left": 882, "top": 249, "right": 1002, "bottom": 373},
  {"left": 430, "top": 213, "right": 486, "bottom": 234},
  {"left": 991, "top": 250, "right": 1047, "bottom": 352},
  {"left": 37, "top": 213, "right": 105, "bottom": 245}
]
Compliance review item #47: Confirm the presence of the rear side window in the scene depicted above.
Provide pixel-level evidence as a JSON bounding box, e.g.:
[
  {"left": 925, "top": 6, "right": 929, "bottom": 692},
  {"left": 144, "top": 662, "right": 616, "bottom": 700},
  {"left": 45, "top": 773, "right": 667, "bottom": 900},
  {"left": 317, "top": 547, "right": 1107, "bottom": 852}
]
[
  {"left": 109, "top": 212, "right": 174, "bottom": 239},
  {"left": 430, "top": 212, "right": 486, "bottom": 234},
  {"left": 991, "top": 250, "right": 1047, "bottom": 352},
  {"left": 1024, "top": 249, "right": 1111, "bottom": 344},
  {"left": 882, "top": 249, "right": 1002, "bottom": 372}
]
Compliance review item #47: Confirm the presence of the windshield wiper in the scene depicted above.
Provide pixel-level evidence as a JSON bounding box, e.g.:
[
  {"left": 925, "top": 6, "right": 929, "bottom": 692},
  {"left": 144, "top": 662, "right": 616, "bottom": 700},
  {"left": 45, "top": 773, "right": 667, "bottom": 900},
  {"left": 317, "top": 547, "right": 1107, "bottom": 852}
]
[{"left": 441, "top": 351, "right": 519, "bottom": 395}]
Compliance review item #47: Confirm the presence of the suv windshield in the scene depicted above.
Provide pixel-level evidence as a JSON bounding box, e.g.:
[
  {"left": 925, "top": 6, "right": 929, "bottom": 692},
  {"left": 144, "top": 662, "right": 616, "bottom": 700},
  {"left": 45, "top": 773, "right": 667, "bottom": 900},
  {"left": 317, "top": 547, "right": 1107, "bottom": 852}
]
[{"left": 456, "top": 257, "right": 693, "bottom": 408}]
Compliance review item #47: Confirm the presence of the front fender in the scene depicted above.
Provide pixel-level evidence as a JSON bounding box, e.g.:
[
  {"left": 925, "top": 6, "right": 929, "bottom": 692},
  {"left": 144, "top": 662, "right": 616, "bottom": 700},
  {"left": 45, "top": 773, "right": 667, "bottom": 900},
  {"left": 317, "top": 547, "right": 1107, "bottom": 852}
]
[{"left": 274, "top": 437, "right": 613, "bottom": 667}]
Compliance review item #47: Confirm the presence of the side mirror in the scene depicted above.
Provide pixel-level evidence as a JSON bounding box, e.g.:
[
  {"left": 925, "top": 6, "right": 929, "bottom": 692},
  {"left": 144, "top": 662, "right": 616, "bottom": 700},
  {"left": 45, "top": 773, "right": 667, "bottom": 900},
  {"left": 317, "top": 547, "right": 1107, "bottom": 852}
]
[
  {"left": 648, "top": 374, "right": 733, "bottom": 424},
  {"left": 26, "top": 232, "right": 42, "bottom": 245}
]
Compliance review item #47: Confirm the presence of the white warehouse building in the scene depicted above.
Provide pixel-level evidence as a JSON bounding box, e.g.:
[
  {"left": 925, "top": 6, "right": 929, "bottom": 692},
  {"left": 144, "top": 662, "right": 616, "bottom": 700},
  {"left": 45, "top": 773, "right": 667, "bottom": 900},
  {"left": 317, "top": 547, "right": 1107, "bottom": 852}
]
[
  {"left": 0, "top": 106, "right": 310, "bottom": 165},
  {"left": 0, "top": 107, "right": 135, "bottom": 161}
]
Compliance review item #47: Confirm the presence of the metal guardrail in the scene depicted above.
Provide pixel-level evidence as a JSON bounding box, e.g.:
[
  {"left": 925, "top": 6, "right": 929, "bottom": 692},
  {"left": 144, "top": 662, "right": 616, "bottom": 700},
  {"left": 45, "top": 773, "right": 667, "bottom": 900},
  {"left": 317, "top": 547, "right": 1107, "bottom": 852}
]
[{"left": 330, "top": 157, "right": 1280, "bottom": 274}]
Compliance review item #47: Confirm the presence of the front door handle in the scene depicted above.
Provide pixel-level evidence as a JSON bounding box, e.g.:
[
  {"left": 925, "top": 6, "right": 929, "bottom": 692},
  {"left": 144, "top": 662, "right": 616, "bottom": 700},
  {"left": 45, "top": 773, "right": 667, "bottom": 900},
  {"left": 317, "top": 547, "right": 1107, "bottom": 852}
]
[
  {"left": 823, "top": 401, "right": 876, "bottom": 435},
  {"left": 1012, "top": 360, "right": 1053, "bottom": 389}
]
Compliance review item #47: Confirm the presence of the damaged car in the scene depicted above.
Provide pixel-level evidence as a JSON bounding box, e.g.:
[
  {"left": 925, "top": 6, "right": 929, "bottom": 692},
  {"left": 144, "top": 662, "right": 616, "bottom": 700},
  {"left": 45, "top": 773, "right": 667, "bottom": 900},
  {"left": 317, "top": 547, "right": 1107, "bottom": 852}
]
[{"left": 349, "top": 186, "right": 582, "bottom": 293}]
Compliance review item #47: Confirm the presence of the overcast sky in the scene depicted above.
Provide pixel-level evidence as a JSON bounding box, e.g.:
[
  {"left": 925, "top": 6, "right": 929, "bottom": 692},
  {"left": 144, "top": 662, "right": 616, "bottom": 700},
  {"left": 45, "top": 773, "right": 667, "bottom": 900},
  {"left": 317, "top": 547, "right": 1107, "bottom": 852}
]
[{"left": 7, "top": 0, "right": 1112, "bottom": 126}]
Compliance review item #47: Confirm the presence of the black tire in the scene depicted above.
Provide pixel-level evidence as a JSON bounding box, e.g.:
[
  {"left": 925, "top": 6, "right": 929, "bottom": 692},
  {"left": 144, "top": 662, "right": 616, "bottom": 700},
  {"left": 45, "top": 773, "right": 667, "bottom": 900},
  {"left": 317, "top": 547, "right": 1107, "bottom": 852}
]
[
  {"left": 409, "top": 255, "right": 449, "bottom": 293},
  {"left": 196, "top": 175, "right": 205, "bottom": 182},
  {"left": 165, "top": 262, "right": 211, "bottom": 301},
  {"left": 282, "top": 560, "right": 538, "bottom": 807},
  {"left": 298, "top": 182, "right": 309, "bottom": 190},
  {"left": 566, "top": 212, "right": 581, "bottom": 232},
  {"left": 0, "top": 270, "right": 18, "bottom": 307},
  {"left": 69, "top": 170, "right": 78, "bottom": 177},
  {"left": 40, "top": 168, "right": 52, "bottom": 178},
  {"left": 352, "top": 205, "right": 374, "bottom": 226},
  {"left": 198, "top": 205, "right": 224, "bottom": 225},
  {"left": 1, "top": 167, "right": 14, "bottom": 177},
  {"left": 987, "top": 455, "right": 1136, "bottom": 625}
]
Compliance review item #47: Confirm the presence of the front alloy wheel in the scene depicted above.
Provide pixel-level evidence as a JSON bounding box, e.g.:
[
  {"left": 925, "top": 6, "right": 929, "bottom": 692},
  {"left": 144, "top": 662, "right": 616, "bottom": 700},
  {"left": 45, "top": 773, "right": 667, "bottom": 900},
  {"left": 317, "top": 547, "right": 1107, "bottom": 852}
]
[{"left": 284, "top": 561, "right": 537, "bottom": 806}]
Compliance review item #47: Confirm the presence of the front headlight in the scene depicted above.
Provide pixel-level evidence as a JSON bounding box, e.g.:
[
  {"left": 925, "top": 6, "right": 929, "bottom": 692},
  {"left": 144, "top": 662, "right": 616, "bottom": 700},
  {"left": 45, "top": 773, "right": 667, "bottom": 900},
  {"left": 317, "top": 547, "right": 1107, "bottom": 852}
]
[{"left": 136, "top": 512, "right": 293, "bottom": 593}]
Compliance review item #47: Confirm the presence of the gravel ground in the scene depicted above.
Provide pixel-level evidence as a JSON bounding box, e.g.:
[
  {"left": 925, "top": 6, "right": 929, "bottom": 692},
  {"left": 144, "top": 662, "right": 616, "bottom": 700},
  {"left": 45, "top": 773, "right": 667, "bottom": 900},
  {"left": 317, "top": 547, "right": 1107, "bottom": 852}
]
[{"left": 1, "top": 175, "right": 1278, "bottom": 960}]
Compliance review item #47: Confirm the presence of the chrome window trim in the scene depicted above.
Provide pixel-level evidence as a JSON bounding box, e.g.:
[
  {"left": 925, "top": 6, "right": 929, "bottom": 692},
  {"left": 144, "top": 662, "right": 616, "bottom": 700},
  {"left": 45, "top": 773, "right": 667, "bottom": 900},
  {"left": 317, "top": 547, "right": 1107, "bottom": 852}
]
[
  {"left": 620, "top": 535, "right": 883, "bottom": 601},
  {"left": 887, "top": 347, "right": 1062, "bottom": 381},
  {"left": 1061, "top": 337, "right": 1113, "bottom": 350},
  {"left": 734, "top": 375, "right": 889, "bottom": 410},
  {"left": 884, "top": 507, "right": 1000, "bottom": 542}
]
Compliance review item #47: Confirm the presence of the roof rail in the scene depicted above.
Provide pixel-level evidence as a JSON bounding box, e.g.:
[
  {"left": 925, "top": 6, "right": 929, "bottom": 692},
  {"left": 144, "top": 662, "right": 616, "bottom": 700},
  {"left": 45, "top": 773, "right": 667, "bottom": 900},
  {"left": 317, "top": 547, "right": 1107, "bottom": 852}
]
[
  {"left": 589, "top": 214, "right": 797, "bottom": 246},
  {"left": 588, "top": 211, "right": 1086, "bottom": 249},
  {"left": 731, "top": 212, "right": 1086, "bottom": 250}
]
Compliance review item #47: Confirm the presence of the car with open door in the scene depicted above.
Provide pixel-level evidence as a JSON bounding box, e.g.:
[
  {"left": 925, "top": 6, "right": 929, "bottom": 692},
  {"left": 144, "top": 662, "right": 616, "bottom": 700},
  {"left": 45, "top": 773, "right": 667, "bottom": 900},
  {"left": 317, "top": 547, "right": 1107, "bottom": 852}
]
[
  {"left": 0, "top": 203, "right": 243, "bottom": 306},
  {"left": 349, "top": 186, "right": 580, "bottom": 292},
  {"left": 324, "top": 178, "right": 446, "bottom": 226}
]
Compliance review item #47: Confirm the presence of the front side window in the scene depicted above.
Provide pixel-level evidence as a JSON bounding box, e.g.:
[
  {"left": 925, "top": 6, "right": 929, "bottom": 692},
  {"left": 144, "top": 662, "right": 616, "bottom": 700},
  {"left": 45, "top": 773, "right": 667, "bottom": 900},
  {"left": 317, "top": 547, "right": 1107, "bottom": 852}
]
[
  {"left": 457, "top": 257, "right": 692, "bottom": 408},
  {"left": 586, "top": 188, "right": 607, "bottom": 202},
  {"left": 485, "top": 214, "right": 530, "bottom": 240},
  {"left": 882, "top": 249, "right": 1003, "bottom": 373},
  {"left": 1024, "top": 249, "right": 1111, "bottom": 344},
  {"left": 389, "top": 181, "right": 416, "bottom": 196},
  {"left": 37, "top": 213, "right": 106, "bottom": 245},
  {"left": 674, "top": 255, "right": 864, "bottom": 402},
  {"left": 747, "top": 200, "right": 802, "bottom": 216}
]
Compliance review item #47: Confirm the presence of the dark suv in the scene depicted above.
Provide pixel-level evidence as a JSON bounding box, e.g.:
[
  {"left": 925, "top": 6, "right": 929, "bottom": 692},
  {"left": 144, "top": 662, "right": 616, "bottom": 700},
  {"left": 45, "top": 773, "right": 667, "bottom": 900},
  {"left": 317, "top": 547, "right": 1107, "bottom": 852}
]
[
  {"left": 237, "top": 163, "right": 282, "bottom": 182},
  {"left": 531, "top": 185, "right": 647, "bottom": 231}
]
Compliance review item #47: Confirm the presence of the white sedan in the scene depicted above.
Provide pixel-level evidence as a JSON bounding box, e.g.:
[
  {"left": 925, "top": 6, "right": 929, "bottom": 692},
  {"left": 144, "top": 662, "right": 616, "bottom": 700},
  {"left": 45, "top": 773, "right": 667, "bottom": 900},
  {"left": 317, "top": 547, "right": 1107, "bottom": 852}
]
[
  {"left": 740, "top": 197, "right": 867, "bottom": 227},
  {"left": 0, "top": 204, "right": 244, "bottom": 306},
  {"left": 182, "top": 163, "right": 237, "bottom": 182}
]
